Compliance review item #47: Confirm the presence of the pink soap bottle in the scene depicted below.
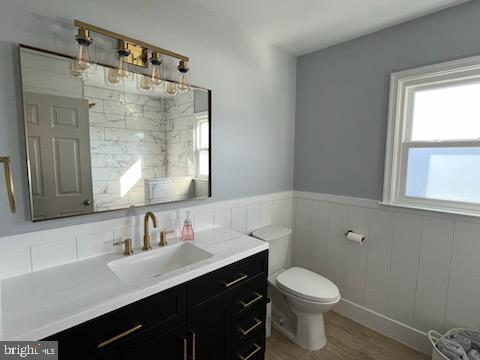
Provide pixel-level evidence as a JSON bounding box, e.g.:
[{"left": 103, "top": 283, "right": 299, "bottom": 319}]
[{"left": 181, "top": 211, "right": 195, "bottom": 241}]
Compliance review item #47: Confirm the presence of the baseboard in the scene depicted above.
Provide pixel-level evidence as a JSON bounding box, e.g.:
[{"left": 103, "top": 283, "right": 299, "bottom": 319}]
[{"left": 334, "top": 298, "right": 432, "bottom": 355}]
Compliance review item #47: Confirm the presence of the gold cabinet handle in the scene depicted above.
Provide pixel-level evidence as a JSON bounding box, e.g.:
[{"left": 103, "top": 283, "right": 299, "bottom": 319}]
[
  {"left": 238, "top": 344, "right": 262, "bottom": 360},
  {"left": 191, "top": 332, "right": 196, "bottom": 360},
  {"left": 0, "top": 157, "right": 15, "bottom": 213},
  {"left": 183, "top": 338, "right": 188, "bottom": 360},
  {"left": 239, "top": 318, "right": 262, "bottom": 336},
  {"left": 223, "top": 273, "right": 248, "bottom": 288},
  {"left": 97, "top": 324, "right": 142, "bottom": 349},
  {"left": 239, "top": 292, "right": 263, "bottom": 309}
]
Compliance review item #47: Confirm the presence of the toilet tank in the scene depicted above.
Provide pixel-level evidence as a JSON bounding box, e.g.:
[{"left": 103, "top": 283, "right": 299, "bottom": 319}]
[{"left": 251, "top": 225, "right": 292, "bottom": 275}]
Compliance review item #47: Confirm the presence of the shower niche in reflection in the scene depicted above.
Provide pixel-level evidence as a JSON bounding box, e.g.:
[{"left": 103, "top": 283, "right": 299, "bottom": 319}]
[{"left": 20, "top": 46, "right": 211, "bottom": 221}]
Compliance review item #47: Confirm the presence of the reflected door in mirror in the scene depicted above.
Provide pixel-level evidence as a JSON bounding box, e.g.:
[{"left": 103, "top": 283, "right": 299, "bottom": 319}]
[{"left": 25, "top": 92, "right": 94, "bottom": 220}]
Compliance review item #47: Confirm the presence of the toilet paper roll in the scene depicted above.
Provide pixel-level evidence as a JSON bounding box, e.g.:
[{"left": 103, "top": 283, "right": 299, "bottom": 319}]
[{"left": 346, "top": 231, "right": 366, "bottom": 244}]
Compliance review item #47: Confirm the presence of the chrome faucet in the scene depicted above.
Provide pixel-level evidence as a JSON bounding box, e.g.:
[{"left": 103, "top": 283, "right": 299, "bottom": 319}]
[{"left": 143, "top": 211, "right": 158, "bottom": 251}]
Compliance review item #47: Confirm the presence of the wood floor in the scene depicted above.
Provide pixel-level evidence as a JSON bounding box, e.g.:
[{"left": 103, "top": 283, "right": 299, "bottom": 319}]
[{"left": 265, "top": 312, "right": 429, "bottom": 360}]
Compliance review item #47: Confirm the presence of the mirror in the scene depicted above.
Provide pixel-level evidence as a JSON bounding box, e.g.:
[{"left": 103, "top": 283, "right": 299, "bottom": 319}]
[{"left": 19, "top": 46, "right": 211, "bottom": 221}]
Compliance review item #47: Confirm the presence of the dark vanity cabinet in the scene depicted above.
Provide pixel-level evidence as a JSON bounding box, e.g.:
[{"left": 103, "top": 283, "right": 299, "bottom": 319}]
[
  {"left": 189, "top": 250, "right": 268, "bottom": 360},
  {"left": 46, "top": 250, "right": 268, "bottom": 360}
]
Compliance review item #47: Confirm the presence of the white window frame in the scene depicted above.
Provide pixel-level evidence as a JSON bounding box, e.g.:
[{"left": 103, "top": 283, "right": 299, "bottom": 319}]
[
  {"left": 194, "top": 112, "right": 209, "bottom": 180},
  {"left": 383, "top": 54, "right": 480, "bottom": 217}
]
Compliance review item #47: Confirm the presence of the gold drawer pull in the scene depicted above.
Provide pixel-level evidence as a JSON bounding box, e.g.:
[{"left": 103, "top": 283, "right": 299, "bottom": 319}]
[
  {"left": 0, "top": 157, "right": 15, "bottom": 213},
  {"left": 238, "top": 344, "right": 262, "bottom": 360},
  {"left": 224, "top": 273, "right": 248, "bottom": 287},
  {"left": 183, "top": 338, "right": 188, "bottom": 360},
  {"left": 97, "top": 324, "right": 143, "bottom": 349},
  {"left": 240, "top": 292, "right": 263, "bottom": 309},
  {"left": 192, "top": 332, "right": 196, "bottom": 360},
  {"left": 239, "top": 318, "right": 262, "bottom": 336}
]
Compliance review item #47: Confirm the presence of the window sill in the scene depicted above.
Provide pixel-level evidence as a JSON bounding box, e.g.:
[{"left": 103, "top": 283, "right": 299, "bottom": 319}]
[{"left": 378, "top": 201, "right": 480, "bottom": 219}]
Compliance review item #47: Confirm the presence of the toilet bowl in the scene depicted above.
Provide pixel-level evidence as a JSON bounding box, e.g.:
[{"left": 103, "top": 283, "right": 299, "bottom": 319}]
[
  {"left": 269, "top": 267, "right": 340, "bottom": 350},
  {"left": 251, "top": 226, "right": 340, "bottom": 351}
]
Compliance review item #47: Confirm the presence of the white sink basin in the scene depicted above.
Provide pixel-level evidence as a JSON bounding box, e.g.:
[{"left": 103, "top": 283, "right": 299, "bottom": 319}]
[{"left": 108, "top": 242, "right": 213, "bottom": 285}]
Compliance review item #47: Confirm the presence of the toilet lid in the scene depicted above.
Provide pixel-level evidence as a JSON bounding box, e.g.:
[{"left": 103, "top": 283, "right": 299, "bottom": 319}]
[{"left": 276, "top": 267, "right": 340, "bottom": 303}]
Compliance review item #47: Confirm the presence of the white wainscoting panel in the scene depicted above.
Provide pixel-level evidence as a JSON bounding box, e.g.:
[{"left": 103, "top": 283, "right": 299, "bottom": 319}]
[
  {"left": 272, "top": 198, "right": 294, "bottom": 228},
  {"left": 292, "top": 198, "right": 312, "bottom": 270},
  {"left": 294, "top": 191, "right": 480, "bottom": 354},
  {"left": 445, "top": 221, "right": 480, "bottom": 330},
  {"left": 388, "top": 212, "right": 422, "bottom": 326},
  {"left": 194, "top": 211, "right": 215, "bottom": 231},
  {"left": 343, "top": 206, "right": 369, "bottom": 305},
  {"left": 231, "top": 206, "right": 247, "bottom": 233},
  {"left": 413, "top": 216, "right": 454, "bottom": 332},
  {"left": 364, "top": 209, "right": 395, "bottom": 315},
  {"left": 260, "top": 202, "right": 273, "bottom": 227},
  {"left": 77, "top": 231, "right": 115, "bottom": 261},
  {"left": 246, "top": 204, "right": 261, "bottom": 233},
  {"left": 30, "top": 238, "right": 77, "bottom": 272},
  {"left": 326, "top": 203, "right": 348, "bottom": 292},
  {"left": 214, "top": 208, "right": 232, "bottom": 229},
  {"left": 310, "top": 201, "right": 329, "bottom": 277}
]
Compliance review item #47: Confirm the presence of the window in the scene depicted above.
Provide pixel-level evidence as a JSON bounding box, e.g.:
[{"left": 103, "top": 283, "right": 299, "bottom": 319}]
[
  {"left": 383, "top": 56, "right": 480, "bottom": 216},
  {"left": 195, "top": 113, "right": 209, "bottom": 179}
]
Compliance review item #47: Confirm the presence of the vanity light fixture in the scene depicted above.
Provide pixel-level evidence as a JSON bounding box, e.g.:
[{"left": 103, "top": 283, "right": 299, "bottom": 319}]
[{"left": 71, "top": 20, "right": 191, "bottom": 92}]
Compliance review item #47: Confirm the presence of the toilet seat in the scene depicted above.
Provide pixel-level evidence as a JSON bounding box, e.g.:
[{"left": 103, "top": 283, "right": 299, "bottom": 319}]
[{"left": 276, "top": 267, "right": 340, "bottom": 303}]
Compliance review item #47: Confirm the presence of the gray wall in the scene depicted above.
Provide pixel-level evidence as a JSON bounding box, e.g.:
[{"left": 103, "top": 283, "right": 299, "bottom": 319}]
[
  {"left": 0, "top": 0, "right": 296, "bottom": 236},
  {"left": 294, "top": 0, "right": 480, "bottom": 200}
]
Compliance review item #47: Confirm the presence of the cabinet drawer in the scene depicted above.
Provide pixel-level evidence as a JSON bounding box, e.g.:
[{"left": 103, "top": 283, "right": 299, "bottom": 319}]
[
  {"left": 189, "top": 251, "right": 268, "bottom": 305},
  {"left": 46, "top": 284, "right": 186, "bottom": 358},
  {"left": 234, "top": 330, "right": 266, "bottom": 360},
  {"left": 233, "top": 274, "right": 267, "bottom": 315},
  {"left": 234, "top": 304, "right": 265, "bottom": 345}
]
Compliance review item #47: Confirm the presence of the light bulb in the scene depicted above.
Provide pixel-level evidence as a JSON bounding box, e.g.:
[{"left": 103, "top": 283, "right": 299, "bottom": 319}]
[
  {"left": 177, "top": 60, "right": 190, "bottom": 93},
  {"left": 178, "top": 72, "right": 190, "bottom": 92},
  {"left": 76, "top": 44, "right": 91, "bottom": 71},
  {"left": 117, "top": 55, "right": 130, "bottom": 79},
  {"left": 166, "top": 81, "right": 178, "bottom": 96},
  {"left": 113, "top": 42, "right": 131, "bottom": 79},
  {"left": 140, "top": 75, "right": 153, "bottom": 91},
  {"left": 151, "top": 64, "right": 162, "bottom": 86},
  {"left": 108, "top": 67, "right": 121, "bottom": 85},
  {"left": 70, "top": 61, "right": 85, "bottom": 78},
  {"left": 150, "top": 52, "right": 163, "bottom": 86},
  {"left": 70, "top": 28, "right": 92, "bottom": 78}
]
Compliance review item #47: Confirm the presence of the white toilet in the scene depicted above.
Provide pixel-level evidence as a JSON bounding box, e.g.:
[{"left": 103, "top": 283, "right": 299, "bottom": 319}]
[{"left": 251, "top": 225, "right": 340, "bottom": 351}]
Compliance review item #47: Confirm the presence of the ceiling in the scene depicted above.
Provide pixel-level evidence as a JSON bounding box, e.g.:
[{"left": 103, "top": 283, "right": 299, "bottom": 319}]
[{"left": 189, "top": 0, "right": 468, "bottom": 55}]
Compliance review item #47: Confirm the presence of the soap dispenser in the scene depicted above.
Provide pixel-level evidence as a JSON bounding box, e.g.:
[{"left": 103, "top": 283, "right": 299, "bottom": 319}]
[{"left": 181, "top": 211, "right": 194, "bottom": 241}]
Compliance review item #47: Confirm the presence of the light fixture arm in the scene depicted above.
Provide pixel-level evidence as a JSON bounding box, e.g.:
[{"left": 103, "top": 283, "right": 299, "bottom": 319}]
[{"left": 74, "top": 20, "right": 189, "bottom": 63}]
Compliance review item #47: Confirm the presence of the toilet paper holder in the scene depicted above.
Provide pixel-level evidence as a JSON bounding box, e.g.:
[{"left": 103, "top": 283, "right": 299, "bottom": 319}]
[{"left": 344, "top": 230, "right": 366, "bottom": 244}]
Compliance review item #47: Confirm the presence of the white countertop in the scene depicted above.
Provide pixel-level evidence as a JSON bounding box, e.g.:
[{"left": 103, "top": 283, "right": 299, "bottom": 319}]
[{"left": 0, "top": 227, "right": 268, "bottom": 340}]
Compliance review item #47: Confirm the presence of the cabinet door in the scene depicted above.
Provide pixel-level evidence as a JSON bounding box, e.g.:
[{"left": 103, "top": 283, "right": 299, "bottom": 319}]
[
  {"left": 109, "top": 323, "right": 187, "bottom": 360},
  {"left": 189, "top": 293, "right": 232, "bottom": 360}
]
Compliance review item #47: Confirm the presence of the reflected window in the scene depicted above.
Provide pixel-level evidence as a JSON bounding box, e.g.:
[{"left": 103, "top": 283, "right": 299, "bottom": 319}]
[{"left": 195, "top": 113, "right": 209, "bottom": 178}]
